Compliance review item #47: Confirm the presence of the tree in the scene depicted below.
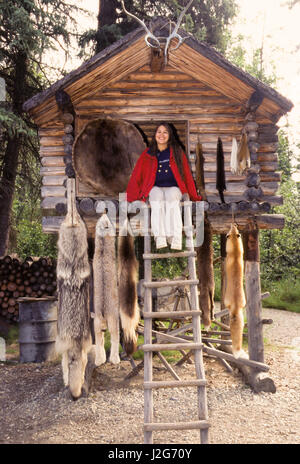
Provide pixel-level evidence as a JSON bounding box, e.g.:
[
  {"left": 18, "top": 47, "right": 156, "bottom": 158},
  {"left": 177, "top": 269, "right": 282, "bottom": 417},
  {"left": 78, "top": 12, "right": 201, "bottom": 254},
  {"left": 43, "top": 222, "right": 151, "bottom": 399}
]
[
  {"left": 0, "top": 0, "right": 85, "bottom": 256},
  {"left": 226, "top": 34, "right": 278, "bottom": 87},
  {"left": 79, "top": 0, "right": 239, "bottom": 56}
]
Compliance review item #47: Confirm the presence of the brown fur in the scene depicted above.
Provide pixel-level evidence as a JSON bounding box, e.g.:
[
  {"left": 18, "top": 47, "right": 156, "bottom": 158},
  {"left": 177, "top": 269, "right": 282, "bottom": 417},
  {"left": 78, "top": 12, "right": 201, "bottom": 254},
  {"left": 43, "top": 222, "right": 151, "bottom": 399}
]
[
  {"left": 224, "top": 223, "right": 247, "bottom": 358},
  {"left": 118, "top": 226, "right": 140, "bottom": 356},
  {"left": 73, "top": 119, "right": 145, "bottom": 196},
  {"left": 237, "top": 133, "right": 251, "bottom": 175},
  {"left": 196, "top": 216, "right": 215, "bottom": 330}
]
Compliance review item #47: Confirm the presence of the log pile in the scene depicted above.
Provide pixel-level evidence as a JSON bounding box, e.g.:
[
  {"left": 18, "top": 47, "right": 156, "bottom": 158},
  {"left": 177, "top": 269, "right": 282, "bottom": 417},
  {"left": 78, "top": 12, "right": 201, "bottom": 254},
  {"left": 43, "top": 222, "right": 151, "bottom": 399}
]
[{"left": 0, "top": 256, "right": 57, "bottom": 323}]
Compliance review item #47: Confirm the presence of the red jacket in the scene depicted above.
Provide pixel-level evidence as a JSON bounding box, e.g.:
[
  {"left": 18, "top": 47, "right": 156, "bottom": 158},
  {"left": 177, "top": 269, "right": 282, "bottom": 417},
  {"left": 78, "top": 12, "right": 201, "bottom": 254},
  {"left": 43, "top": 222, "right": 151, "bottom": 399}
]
[{"left": 126, "top": 148, "right": 202, "bottom": 202}]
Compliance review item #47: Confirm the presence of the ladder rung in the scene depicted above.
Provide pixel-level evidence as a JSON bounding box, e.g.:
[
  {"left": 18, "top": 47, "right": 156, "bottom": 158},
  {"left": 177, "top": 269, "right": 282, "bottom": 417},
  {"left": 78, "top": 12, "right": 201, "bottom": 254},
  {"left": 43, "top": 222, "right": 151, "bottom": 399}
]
[
  {"left": 143, "top": 251, "right": 196, "bottom": 259},
  {"left": 144, "top": 420, "right": 210, "bottom": 432},
  {"left": 143, "top": 310, "right": 201, "bottom": 319},
  {"left": 143, "top": 279, "right": 198, "bottom": 288},
  {"left": 142, "top": 342, "right": 203, "bottom": 352},
  {"left": 144, "top": 379, "right": 207, "bottom": 389}
]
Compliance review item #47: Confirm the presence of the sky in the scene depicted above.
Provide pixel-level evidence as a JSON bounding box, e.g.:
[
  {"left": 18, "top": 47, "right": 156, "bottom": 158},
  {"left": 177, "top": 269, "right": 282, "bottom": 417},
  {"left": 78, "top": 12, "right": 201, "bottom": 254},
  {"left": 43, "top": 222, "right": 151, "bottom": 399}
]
[{"left": 66, "top": 0, "right": 300, "bottom": 178}]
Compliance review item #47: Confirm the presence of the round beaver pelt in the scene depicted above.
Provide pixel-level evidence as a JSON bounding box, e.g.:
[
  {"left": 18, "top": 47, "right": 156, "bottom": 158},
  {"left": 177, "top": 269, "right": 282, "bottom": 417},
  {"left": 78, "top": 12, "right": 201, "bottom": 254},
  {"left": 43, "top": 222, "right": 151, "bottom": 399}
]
[{"left": 73, "top": 119, "right": 146, "bottom": 196}]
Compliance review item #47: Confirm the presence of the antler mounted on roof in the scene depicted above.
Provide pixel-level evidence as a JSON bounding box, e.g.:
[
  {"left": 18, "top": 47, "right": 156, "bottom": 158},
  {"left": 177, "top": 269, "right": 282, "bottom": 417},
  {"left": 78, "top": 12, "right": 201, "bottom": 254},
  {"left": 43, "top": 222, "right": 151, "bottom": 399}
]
[
  {"left": 121, "top": 0, "right": 194, "bottom": 65},
  {"left": 121, "top": 0, "right": 161, "bottom": 49}
]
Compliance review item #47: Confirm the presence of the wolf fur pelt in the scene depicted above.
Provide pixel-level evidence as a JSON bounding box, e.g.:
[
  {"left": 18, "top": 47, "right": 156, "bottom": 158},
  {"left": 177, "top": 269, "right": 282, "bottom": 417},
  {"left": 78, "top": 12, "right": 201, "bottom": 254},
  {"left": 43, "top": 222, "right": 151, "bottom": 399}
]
[
  {"left": 93, "top": 214, "right": 120, "bottom": 366},
  {"left": 196, "top": 216, "right": 215, "bottom": 331},
  {"left": 56, "top": 196, "right": 92, "bottom": 399},
  {"left": 224, "top": 223, "right": 247, "bottom": 358},
  {"left": 118, "top": 220, "right": 140, "bottom": 356}
]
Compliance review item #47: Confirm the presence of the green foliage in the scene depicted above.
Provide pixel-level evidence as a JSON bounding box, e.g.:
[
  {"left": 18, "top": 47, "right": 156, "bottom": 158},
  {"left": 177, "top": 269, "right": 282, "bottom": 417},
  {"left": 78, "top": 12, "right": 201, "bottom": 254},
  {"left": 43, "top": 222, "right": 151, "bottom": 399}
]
[
  {"left": 8, "top": 159, "right": 57, "bottom": 258},
  {"left": 260, "top": 179, "right": 300, "bottom": 283},
  {"left": 262, "top": 278, "right": 300, "bottom": 313},
  {"left": 226, "top": 34, "right": 278, "bottom": 87},
  {"left": 14, "top": 219, "right": 57, "bottom": 260}
]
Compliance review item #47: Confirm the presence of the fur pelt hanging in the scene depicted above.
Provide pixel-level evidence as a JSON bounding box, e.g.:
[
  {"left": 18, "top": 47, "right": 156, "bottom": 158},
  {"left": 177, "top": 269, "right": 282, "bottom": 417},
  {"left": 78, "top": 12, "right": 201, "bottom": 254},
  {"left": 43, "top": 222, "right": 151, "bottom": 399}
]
[
  {"left": 93, "top": 213, "right": 120, "bottom": 366},
  {"left": 216, "top": 137, "right": 226, "bottom": 203},
  {"left": 195, "top": 135, "right": 214, "bottom": 330},
  {"left": 195, "top": 136, "right": 207, "bottom": 201},
  {"left": 196, "top": 216, "right": 215, "bottom": 330},
  {"left": 236, "top": 132, "right": 251, "bottom": 175},
  {"left": 224, "top": 223, "right": 248, "bottom": 359},
  {"left": 118, "top": 219, "right": 140, "bottom": 356},
  {"left": 230, "top": 137, "right": 238, "bottom": 174},
  {"left": 56, "top": 180, "right": 92, "bottom": 399}
]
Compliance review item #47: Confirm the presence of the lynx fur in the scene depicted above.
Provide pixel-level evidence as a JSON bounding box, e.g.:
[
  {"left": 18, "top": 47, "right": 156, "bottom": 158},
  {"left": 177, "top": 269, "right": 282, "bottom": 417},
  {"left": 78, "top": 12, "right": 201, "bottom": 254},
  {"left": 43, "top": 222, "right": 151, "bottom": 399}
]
[
  {"left": 56, "top": 206, "right": 92, "bottom": 399},
  {"left": 93, "top": 214, "right": 120, "bottom": 366},
  {"left": 118, "top": 220, "right": 140, "bottom": 356},
  {"left": 224, "top": 223, "right": 247, "bottom": 358}
]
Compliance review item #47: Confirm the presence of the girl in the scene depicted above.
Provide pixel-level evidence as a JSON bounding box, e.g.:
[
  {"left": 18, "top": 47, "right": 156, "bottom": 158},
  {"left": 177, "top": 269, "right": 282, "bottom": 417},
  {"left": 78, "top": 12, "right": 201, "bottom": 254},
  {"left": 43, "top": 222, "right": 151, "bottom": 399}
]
[{"left": 126, "top": 122, "right": 201, "bottom": 249}]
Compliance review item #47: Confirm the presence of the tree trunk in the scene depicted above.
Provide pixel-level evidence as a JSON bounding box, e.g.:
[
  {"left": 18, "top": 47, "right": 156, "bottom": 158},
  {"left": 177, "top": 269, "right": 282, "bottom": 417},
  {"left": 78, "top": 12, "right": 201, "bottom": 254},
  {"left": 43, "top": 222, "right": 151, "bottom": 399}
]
[
  {"left": 96, "top": 0, "right": 119, "bottom": 54},
  {"left": 0, "top": 51, "right": 27, "bottom": 256}
]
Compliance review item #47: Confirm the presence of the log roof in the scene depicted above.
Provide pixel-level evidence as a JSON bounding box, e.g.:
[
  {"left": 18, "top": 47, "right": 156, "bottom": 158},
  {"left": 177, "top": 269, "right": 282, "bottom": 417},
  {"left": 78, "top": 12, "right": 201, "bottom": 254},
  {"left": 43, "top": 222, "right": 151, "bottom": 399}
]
[{"left": 23, "top": 18, "right": 293, "bottom": 124}]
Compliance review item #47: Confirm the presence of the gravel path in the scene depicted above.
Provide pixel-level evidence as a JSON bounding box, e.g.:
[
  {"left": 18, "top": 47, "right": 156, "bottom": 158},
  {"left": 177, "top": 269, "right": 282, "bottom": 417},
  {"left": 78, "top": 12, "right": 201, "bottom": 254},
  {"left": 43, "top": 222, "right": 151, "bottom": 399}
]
[{"left": 0, "top": 307, "right": 299, "bottom": 444}]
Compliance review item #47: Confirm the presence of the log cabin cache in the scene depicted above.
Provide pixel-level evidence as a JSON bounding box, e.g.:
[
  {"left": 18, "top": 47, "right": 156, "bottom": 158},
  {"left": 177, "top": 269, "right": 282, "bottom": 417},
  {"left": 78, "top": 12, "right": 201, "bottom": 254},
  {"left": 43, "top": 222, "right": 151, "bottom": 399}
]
[{"left": 23, "top": 17, "right": 294, "bottom": 395}]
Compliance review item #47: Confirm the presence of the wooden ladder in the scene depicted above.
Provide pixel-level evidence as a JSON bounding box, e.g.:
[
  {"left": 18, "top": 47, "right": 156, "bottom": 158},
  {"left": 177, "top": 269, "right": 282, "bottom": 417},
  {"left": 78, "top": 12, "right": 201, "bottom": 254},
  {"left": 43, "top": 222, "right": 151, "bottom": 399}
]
[{"left": 142, "top": 201, "right": 210, "bottom": 444}]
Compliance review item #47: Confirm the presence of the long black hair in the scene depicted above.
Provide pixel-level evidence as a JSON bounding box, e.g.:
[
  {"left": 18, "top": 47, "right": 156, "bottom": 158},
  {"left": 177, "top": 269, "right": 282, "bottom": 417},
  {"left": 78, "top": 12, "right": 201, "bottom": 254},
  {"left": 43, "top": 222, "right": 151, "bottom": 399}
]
[{"left": 148, "top": 122, "right": 185, "bottom": 181}]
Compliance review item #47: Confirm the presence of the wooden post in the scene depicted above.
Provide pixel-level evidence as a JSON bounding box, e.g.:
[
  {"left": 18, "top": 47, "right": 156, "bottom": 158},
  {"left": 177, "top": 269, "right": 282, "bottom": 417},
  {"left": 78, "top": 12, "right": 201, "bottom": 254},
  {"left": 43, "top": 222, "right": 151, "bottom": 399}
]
[
  {"left": 243, "top": 224, "right": 264, "bottom": 363},
  {"left": 243, "top": 222, "right": 276, "bottom": 392}
]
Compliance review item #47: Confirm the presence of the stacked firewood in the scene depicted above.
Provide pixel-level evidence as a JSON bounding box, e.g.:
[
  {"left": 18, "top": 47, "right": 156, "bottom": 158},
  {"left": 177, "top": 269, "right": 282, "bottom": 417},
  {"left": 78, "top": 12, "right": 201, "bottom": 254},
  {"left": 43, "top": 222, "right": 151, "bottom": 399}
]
[{"left": 0, "top": 256, "right": 57, "bottom": 323}]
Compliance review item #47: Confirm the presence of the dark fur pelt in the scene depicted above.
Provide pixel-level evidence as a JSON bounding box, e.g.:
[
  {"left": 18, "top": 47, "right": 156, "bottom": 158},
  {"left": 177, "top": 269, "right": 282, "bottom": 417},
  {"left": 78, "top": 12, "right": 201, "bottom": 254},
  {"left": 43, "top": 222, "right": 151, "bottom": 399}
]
[
  {"left": 118, "top": 229, "right": 140, "bottom": 356},
  {"left": 216, "top": 137, "right": 226, "bottom": 203},
  {"left": 56, "top": 210, "right": 91, "bottom": 399},
  {"left": 195, "top": 137, "right": 207, "bottom": 201},
  {"left": 196, "top": 215, "right": 215, "bottom": 330}
]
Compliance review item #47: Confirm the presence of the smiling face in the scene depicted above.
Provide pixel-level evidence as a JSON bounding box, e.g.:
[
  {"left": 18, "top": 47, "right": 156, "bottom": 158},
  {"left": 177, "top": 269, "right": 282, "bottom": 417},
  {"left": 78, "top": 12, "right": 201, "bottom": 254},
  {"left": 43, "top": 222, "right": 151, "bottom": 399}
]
[{"left": 155, "top": 125, "right": 170, "bottom": 150}]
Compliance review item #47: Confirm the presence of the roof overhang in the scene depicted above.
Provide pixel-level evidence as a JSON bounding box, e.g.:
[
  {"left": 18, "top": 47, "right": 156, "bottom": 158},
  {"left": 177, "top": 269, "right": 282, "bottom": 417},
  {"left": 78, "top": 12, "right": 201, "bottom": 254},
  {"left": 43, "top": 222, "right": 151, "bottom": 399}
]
[{"left": 23, "top": 18, "right": 293, "bottom": 126}]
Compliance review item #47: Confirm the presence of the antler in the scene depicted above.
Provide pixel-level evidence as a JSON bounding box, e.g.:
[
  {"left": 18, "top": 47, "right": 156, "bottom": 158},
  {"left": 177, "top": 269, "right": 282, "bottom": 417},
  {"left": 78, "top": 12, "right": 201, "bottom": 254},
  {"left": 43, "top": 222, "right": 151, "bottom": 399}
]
[
  {"left": 164, "top": 0, "right": 194, "bottom": 60},
  {"left": 121, "top": 0, "right": 160, "bottom": 49}
]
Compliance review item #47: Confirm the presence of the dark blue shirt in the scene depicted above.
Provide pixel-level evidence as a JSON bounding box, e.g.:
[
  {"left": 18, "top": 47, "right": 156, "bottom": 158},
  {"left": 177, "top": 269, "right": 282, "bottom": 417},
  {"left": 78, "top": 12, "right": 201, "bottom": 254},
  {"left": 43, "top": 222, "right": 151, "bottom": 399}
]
[{"left": 154, "top": 147, "right": 178, "bottom": 188}]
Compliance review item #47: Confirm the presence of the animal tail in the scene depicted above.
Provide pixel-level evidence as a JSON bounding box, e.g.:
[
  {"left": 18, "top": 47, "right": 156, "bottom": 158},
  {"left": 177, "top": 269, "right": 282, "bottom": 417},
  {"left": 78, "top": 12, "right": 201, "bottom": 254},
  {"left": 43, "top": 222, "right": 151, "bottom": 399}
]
[
  {"left": 229, "top": 305, "right": 248, "bottom": 359},
  {"left": 118, "top": 229, "right": 140, "bottom": 355},
  {"left": 216, "top": 137, "right": 226, "bottom": 203}
]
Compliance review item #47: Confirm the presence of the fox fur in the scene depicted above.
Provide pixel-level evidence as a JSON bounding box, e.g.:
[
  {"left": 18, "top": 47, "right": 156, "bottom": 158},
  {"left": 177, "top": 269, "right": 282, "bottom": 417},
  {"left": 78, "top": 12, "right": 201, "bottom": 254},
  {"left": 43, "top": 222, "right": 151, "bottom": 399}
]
[
  {"left": 93, "top": 214, "right": 120, "bottom": 366},
  {"left": 118, "top": 222, "right": 140, "bottom": 356},
  {"left": 56, "top": 203, "right": 92, "bottom": 399},
  {"left": 224, "top": 223, "right": 247, "bottom": 358}
]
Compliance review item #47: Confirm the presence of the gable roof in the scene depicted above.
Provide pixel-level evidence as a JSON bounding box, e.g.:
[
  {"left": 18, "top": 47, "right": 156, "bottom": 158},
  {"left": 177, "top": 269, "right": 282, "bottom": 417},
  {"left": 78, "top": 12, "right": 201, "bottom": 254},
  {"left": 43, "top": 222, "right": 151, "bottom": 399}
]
[{"left": 23, "top": 18, "right": 293, "bottom": 123}]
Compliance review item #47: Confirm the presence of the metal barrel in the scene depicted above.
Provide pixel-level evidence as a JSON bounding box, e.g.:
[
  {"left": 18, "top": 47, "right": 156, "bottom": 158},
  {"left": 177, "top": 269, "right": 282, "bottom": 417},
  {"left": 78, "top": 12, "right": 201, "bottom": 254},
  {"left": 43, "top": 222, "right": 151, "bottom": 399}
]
[{"left": 18, "top": 297, "right": 58, "bottom": 363}]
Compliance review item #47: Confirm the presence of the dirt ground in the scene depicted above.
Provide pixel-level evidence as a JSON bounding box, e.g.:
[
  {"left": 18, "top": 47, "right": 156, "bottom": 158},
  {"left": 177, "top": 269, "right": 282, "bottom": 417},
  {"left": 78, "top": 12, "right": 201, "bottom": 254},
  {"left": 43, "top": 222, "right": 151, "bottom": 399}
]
[{"left": 0, "top": 306, "right": 299, "bottom": 445}]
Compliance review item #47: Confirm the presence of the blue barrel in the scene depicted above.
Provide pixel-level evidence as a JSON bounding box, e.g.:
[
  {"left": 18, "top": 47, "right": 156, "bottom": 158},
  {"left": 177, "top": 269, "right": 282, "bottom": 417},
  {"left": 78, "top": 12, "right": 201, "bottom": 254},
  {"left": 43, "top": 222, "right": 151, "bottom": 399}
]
[{"left": 18, "top": 297, "right": 58, "bottom": 363}]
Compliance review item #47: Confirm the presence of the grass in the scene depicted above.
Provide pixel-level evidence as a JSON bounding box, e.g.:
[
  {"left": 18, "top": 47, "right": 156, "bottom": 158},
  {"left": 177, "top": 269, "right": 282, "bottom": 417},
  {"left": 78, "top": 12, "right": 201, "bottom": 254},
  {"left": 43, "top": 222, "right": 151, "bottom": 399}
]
[
  {"left": 262, "top": 278, "right": 300, "bottom": 313},
  {"left": 214, "top": 265, "right": 300, "bottom": 314},
  {"left": 0, "top": 325, "right": 19, "bottom": 345}
]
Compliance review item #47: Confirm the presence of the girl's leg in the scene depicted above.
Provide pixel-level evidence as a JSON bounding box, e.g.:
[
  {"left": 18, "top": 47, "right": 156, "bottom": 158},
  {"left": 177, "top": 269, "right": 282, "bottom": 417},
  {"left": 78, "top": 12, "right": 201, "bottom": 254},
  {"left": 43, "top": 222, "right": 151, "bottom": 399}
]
[
  {"left": 149, "top": 186, "right": 167, "bottom": 248},
  {"left": 164, "top": 187, "right": 183, "bottom": 250}
]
